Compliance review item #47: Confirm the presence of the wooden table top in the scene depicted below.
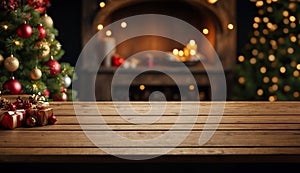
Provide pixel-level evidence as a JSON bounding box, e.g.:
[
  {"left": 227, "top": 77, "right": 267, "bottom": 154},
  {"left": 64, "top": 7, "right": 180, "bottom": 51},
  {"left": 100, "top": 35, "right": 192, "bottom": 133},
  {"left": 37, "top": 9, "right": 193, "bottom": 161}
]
[{"left": 1, "top": 101, "right": 300, "bottom": 163}]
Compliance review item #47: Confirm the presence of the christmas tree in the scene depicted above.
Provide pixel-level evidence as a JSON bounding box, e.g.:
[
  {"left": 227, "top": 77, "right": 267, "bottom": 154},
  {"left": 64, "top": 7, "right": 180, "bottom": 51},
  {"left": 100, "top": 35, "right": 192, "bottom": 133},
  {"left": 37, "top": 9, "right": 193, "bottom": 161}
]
[
  {"left": 0, "top": 0, "right": 75, "bottom": 101},
  {"left": 232, "top": 0, "right": 300, "bottom": 101}
]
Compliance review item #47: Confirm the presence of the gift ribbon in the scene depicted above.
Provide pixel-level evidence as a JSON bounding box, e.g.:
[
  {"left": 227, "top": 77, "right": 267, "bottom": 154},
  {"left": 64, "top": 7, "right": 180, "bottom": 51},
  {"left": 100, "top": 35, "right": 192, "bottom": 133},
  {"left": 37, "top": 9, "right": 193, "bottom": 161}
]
[{"left": 6, "top": 110, "right": 25, "bottom": 128}]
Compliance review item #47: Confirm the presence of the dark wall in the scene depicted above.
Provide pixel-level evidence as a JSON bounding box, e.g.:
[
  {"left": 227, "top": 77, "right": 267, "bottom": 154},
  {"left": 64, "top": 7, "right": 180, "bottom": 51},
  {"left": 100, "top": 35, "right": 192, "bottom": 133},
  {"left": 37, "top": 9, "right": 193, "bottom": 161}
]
[
  {"left": 47, "top": 0, "right": 82, "bottom": 66},
  {"left": 47, "top": 0, "right": 256, "bottom": 66}
]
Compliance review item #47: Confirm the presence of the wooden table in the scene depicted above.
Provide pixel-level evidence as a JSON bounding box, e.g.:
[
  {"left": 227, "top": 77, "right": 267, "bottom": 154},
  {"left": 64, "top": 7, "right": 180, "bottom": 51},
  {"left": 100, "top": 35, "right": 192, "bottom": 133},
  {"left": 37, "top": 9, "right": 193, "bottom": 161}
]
[{"left": 0, "top": 101, "right": 300, "bottom": 171}]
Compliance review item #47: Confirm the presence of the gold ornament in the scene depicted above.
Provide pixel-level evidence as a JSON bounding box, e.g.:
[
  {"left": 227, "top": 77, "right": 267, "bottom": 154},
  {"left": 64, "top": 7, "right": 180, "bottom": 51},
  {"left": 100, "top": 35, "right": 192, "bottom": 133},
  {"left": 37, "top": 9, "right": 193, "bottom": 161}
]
[
  {"left": 4, "top": 55, "right": 19, "bottom": 72},
  {"left": 36, "top": 41, "right": 50, "bottom": 59},
  {"left": 0, "top": 54, "right": 4, "bottom": 66},
  {"left": 41, "top": 14, "right": 53, "bottom": 28},
  {"left": 30, "top": 67, "right": 42, "bottom": 80}
]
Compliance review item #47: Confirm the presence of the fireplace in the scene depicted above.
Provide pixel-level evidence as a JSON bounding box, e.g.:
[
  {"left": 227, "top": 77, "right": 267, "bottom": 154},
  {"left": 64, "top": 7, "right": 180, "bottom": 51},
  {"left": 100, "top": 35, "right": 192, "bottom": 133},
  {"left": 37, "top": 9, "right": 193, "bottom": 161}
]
[{"left": 80, "top": 0, "right": 237, "bottom": 101}]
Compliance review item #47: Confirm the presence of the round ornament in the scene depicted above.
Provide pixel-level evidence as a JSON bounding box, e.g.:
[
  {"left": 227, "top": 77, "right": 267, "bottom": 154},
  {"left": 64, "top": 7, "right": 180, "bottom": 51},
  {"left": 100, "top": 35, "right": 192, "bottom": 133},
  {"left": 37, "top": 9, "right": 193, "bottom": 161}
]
[
  {"left": 36, "top": 41, "right": 50, "bottom": 59},
  {"left": 26, "top": 116, "right": 37, "bottom": 127},
  {"left": 0, "top": 54, "right": 4, "bottom": 66},
  {"left": 41, "top": 14, "right": 53, "bottom": 28},
  {"left": 30, "top": 67, "right": 42, "bottom": 80},
  {"left": 44, "top": 57, "right": 61, "bottom": 76},
  {"left": 3, "top": 77, "right": 22, "bottom": 95},
  {"left": 63, "top": 75, "right": 72, "bottom": 88},
  {"left": 53, "top": 92, "right": 68, "bottom": 101},
  {"left": 48, "top": 115, "right": 57, "bottom": 125},
  {"left": 37, "top": 24, "right": 46, "bottom": 39},
  {"left": 17, "top": 22, "right": 32, "bottom": 38},
  {"left": 4, "top": 55, "right": 19, "bottom": 72},
  {"left": 42, "top": 88, "right": 50, "bottom": 97}
]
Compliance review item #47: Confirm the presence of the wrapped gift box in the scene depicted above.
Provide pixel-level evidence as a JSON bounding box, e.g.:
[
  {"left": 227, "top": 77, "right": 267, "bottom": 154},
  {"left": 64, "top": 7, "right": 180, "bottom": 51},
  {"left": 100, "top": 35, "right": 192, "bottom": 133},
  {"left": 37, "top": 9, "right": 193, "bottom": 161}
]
[
  {"left": 0, "top": 110, "right": 26, "bottom": 129},
  {"left": 28, "top": 108, "right": 53, "bottom": 126}
]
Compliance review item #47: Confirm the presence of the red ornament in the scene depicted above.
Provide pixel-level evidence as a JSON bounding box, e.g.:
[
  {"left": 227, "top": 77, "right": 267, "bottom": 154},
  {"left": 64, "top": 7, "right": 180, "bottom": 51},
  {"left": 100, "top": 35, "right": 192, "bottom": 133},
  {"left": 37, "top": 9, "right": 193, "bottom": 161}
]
[
  {"left": 17, "top": 22, "right": 32, "bottom": 38},
  {"left": 48, "top": 115, "right": 57, "bottom": 125},
  {"left": 43, "top": 88, "right": 50, "bottom": 97},
  {"left": 37, "top": 24, "right": 46, "bottom": 39},
  {"left": 3, "top": 77, "right": 22, "bottom": 95},
  {"left": 53, "top": 92, "right": 68, "bottom": 101},
  {"left": 44, "top": 57, "right": 61, "bottom": 76}
]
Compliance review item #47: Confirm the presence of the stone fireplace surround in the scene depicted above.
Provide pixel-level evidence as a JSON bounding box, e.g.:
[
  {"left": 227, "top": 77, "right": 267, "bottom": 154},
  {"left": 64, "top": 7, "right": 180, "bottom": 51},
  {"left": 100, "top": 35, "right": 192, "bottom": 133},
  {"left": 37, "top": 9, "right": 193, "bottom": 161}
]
[{"left": 80, "top": 0, "right": 236, "bottom": 101}]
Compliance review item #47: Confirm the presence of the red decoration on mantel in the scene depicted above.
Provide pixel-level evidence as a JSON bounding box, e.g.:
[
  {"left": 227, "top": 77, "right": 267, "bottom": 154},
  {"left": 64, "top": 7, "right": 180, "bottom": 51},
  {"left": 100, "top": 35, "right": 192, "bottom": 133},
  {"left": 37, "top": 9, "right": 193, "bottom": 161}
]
[{"left": 112, "top": 54, "right": 125, "bottom": 67}]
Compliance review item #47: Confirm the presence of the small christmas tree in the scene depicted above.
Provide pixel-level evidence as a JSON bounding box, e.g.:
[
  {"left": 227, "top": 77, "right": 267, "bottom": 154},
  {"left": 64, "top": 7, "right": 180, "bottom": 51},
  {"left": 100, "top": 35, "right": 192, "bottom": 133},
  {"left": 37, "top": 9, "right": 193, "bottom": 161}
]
[
  {"left": 0, "top": 0, "right": 75, "bottom": 101},
  {"left": 232, "top": 0, "right": 300, "bottom": 101}
]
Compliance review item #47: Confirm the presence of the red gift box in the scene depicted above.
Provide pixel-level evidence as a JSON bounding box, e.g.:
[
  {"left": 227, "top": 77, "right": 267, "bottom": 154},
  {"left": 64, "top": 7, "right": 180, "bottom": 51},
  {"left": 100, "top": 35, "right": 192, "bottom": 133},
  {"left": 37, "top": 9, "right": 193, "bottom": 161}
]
[{"left": 0, "top": 110, "right": 26, "bottom": 129}]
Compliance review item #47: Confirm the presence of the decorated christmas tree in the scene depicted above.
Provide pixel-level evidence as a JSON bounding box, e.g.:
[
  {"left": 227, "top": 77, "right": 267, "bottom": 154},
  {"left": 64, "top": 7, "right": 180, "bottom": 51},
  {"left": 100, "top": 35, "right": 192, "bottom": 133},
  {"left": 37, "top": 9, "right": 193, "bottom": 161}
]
[
  {"left": 0, "top": 0, "right": 75, "bottom": 101},
  {"left": 232, "top": 0, "right": 300, "bottom": 101}
]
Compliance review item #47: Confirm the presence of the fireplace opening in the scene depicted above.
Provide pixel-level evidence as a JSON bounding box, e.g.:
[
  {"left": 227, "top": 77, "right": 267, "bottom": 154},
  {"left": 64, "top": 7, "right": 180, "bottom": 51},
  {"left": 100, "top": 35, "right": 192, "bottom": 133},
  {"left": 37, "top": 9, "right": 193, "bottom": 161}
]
[{"left": 81, "top": 0, "right": 237, "bottom": 101}]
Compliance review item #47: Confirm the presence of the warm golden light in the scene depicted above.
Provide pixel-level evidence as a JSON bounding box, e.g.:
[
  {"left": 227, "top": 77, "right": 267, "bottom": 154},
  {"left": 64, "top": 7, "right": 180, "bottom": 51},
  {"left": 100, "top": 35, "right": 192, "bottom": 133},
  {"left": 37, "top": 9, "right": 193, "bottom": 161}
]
[
  {"left": 257, "top": 89, "right": 264, "bottom": 96},
  {"left": 207, "top": 0, "right": 218, "bottom": 4},
  {"left": 238, "top": 55, "right": 245, "bottom": 62},
  {"left": 189, "top": 85, "right": 195, "bottom": 91},
  {"left": 97, "top": 24, "right": 104, "bottom": 30},
  {"left": 282, "top": 11, "right": 289, "bottom": 17},
  {"left": 190, "top": 50, "right": 196, "bottom": 56},
  {"left": 253, "top": 23, "right": 259, "bottom": 29},
  {"left": 280, "top": 66, "right": 286, "bottom": 73},
  {"left": 263, "top": 77, "right": 270, "bottom": 83},
  {"left": 2, "top": 24, "right": 8, "bottom": 30},
  {"left": 173, "top": 49, "right": 179, "bottom": 56},
  {"left": 227, "top": 23, "right": 234, "bottom": 30},
  {"left": 268, "top": 54, "right": 275, "bottom": 61},
  {"left": 178, "top": 50, "right": 184, "bottom": 57},
  {"left": 252, "top": 49, "right": 258, "bottom": 56},
  {"left": 250, "top": 58, "right": 257, "bottom": 64},
  {"left": 139, "top": 85, "right": 145, "bottom": 91},
  {"left": 14, "top": 40, "right": 21, "bottom": 46},
  {"left": 99, "top": 2, "right": 106, "bottom": 8},
  {"left": 289, "top": 16, "right": 296, "bottom": 22},
  {"left": 106, "top": 30, "right": 112, "bottom": 37},
  {"left": 290, "top": 36, "right": 297, "bottom": 42},
  {"left": 256, "top": 0, "right": 264, "bottom": 7},
  {"left": 269, "top": 96, "right": 276, "bottom": 102},
  {"left": 293, "top": 70, "right": 299, "bottom": 77},
  {"left": 293, "top": 92, "right": 299, "bottom": 98},
  {"left": 272, "top": 77, "right": 278, "bottom": 83},
  {"left": 32, "top": 84, "right": 38, "bottom": 91},
  {"left": 284, "top": 85, "right": 291, "bottom": 92},
  {"left": 254, "top": 17, "right": 261, "bottom": 23},
  {"left": 260, "top": 67, "right": 267, "bottom": 74},
  {"left": 263, "top": 17, "right": 269, "bottom": 23},
  {"left": 296, "top": 64, "right": 300, "bottom": 70},
  {"left": 202, "top": 28, "right": 209, "bottom": 35},
  {"left": 238, "top": 77, "right": 245, "bottom": 84},
  {"left": 189, "top": 40, "right": 196, "bottom": 45},
  {"left": 121, "top": 22, "right": 127, "bottom": 28},
  {"left": 287, "top": 47, "right": 294, "bottom": 54},
  {"left": 250, "top": 37, "right": 257, "bottom": 44}
]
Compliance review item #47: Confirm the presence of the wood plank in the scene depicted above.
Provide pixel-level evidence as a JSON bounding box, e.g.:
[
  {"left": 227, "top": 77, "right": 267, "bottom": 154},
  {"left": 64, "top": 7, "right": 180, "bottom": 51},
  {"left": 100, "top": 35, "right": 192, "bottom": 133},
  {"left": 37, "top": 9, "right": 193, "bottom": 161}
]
[
  {"left": 52, "top": 115, "right": 300, "bottom": 124},
  {"left": 0, "top": 131, "right": 300, "bottom": 147},
  {"left": 9, "top": 123, "right": 300, "bottom": 131},
  {"left": 49, "top": 101, "right": 300, "bottom": 116},
  {"left": 1, "top": 147, "right": 300, "bottom": 155}
]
